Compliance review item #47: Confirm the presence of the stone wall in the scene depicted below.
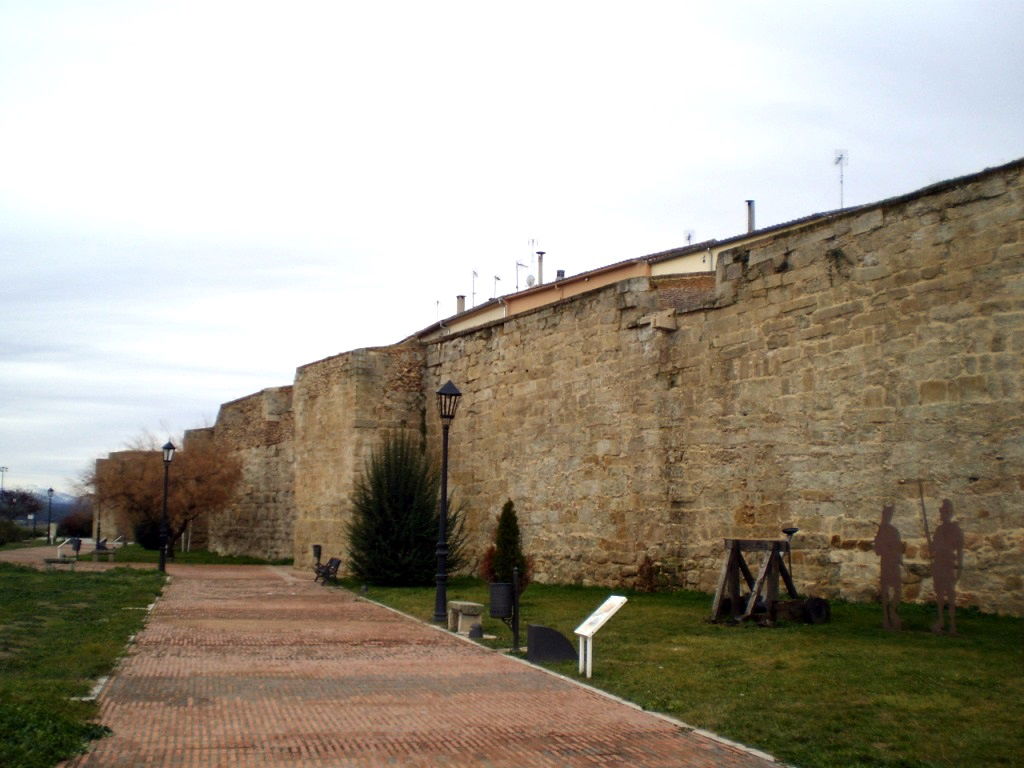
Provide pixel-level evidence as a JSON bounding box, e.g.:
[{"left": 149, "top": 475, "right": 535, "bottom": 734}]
[
  {"left": 290, "top": 343, "right": 425, "bottom": 568},
  {"left": 178, "top": 158, "right": 1022, "bottom": 615},
  {"left": 426, "top": 277, "right": 703, "bottom": 585},
  {"left": 424, "top": 161, "right": 1023, "bottom": 615},
  {"left": 203, "top": 387, "right": 295, "bottom": 560},
  {"left": 693, "top": 165, "right": 1023, "bottom": 613}
]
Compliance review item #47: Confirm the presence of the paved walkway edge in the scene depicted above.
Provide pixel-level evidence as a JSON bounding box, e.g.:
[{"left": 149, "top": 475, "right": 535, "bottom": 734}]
[
  {"left": 355, "top": 592, "right": 789, "bottom": 767},
  {"left": 83, "top": 579, "right": 167, "bottom": 704}
]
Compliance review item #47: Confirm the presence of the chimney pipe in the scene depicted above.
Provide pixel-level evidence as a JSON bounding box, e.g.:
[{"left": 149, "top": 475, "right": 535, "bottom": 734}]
[
  {"left": 746, "top": 200, "right": 755, "bottom": 233},
  {"left": 456, "top": 295, "right": 466, "bottom": 314},
  {"left": 536, "top": 251, "right": 545, "bottom": 285}
]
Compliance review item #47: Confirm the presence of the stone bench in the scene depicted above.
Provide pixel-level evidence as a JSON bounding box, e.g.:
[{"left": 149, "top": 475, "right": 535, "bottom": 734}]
[{"left": 447, "top": 600, "right": 484, "bottom": 635}]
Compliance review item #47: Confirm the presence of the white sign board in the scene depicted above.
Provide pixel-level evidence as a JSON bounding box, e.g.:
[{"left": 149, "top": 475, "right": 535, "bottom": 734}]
[
  {"left": 575, "top": 595, "right": 627, "bottom": 638},
  {"left": 574, "top": 595, "right": 627, "bottom": 678}
]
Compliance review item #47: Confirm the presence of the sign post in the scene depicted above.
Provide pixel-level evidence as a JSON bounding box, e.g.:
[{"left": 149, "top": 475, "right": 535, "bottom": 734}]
[{"left": 574, "top": 595, "right": 627, "bottom": 678}]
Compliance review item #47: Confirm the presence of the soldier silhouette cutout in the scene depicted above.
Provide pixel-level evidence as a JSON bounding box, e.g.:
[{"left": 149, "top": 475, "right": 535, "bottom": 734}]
[
  {"left": 873, "top": 504, "right": 902, "bottom": 631},
  {"left": 929, "top": 499, "right": 964, "bottom": 635}
]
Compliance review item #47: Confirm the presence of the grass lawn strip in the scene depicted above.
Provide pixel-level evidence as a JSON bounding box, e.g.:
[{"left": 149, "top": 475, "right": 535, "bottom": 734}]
[
  {"left": 0, "top": 563, "right": 165, "bottom": 768},
  {"left": 0, "top": 539, "right": 50, "bottom": 551},
  {"left": 110, "top": 543, "right": 292, "bottom": 565},
  {"left": 348, "top": 577, "right": 1024, "bottom": 768}
]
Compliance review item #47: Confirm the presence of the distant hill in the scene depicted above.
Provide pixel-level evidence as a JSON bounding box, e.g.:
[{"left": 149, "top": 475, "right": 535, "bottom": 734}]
[{"left": 35, "top": 489, "right": 78, "bottom": 522}]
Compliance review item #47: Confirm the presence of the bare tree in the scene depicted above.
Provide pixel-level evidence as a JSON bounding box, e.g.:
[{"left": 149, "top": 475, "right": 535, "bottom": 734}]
[
  {"left": 88, "top": 433, "right": 241, "bottom": 553},
  {"left": 58, "top": 495, "right": 95, "bottom": 538}
]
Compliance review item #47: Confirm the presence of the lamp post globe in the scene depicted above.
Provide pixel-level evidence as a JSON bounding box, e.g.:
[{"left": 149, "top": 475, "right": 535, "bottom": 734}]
[
  {"left": 433, "top": 380, "right": 462, "bottom": 623},
  {"left": 46, "top": 487, "right": 54, "bottom": 545},
  {"left": 158, "top": 441, "right": 175, "bottom": 573}
]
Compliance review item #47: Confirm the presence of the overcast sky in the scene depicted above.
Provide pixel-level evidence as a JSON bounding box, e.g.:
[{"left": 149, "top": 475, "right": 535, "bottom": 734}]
[{"left": 1, "top": 1, "right": 1022, "bottom": 495}]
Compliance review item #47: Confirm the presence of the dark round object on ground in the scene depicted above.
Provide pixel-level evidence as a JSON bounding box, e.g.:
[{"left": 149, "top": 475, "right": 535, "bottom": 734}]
[{"left": 803, "top": 597, "right": 831, "bottom": 624}]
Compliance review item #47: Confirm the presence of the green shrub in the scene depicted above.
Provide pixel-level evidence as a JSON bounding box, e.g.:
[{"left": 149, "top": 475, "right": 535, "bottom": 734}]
[
  {"left": 481, "top": 499, "right": 530, "bottom": 588},
  {"left": 0, "top": 519, "right": 31, "bottom": 546},
  {"left": 346, "top": 432, "right": 466, "bottom": 586},
  {"left": 133, "top": 518, "right": 162, "bottom": 550},
  {"left": 0, "top": 697, "right": 110, "bottom": 768}
]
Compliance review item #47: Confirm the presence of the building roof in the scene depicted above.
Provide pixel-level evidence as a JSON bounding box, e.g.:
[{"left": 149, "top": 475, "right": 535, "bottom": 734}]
[{"left": 413, "top": 155, "right": 1024, "bottom": 342}]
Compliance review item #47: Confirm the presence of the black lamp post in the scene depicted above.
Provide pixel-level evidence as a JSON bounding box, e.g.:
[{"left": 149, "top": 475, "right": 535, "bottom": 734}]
[
  {"left": 158, "top": 441, "right": 175, "bottom": 573},
  {"left": 46, "top": 487, "right": 54, "bottom": 545},
  {"left": 433, "top": 380, "right": 462, "bottom": 623}
]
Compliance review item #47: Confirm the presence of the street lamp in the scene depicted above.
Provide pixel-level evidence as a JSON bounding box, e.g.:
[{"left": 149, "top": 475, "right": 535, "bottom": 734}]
[
  {"left": 158, "top": 441, "right": 175, "bottom": 573},
  {"left": 433, "top": 380, "right": 462, "bottom": 623},
  {"left": 0, "top": 467, "right": 7, "bottom": 518},
  {"left": 46, "top": 488, "right": 54, "bottom": 545}
]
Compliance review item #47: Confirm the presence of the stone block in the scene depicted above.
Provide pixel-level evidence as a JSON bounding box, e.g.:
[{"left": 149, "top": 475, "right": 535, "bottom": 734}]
[
  {"left": 918, "top": 380, "right": 948, "bottom": 404},
  {"left": 447, "top": 601, "right": 484, "bottom": 634}
]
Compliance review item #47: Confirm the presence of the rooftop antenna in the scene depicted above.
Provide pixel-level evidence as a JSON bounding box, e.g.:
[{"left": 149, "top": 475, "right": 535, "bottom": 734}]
[
  {"left": 471, "top": 270, "right": 478, "bottom": 307},
  {"left": 515, "top": 261, "right": 527, "bottom": 291},
  {"left": 685, "top": 229, "right": 695, "bottom": 245},
  {"left": 834, "top": 149, "right": 848, "bottom": 209},
  {"left": 493, "top": 274, "right": 501, "bottom": 298}
]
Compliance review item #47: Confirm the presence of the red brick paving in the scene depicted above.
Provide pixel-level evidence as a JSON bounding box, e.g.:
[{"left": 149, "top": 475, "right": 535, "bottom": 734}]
[{"left": 9, "top": 552, "right": 781, "bottom": 767}]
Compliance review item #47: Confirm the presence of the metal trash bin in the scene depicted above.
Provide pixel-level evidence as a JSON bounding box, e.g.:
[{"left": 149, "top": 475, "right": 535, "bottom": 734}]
[{"left": 489, "top": 582, "right": 514, "bottom": 619}]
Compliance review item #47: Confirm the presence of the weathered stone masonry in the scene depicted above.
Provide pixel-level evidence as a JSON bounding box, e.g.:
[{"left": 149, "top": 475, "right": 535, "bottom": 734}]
[
  {"left": 290, "top": 345, "right": 425, "bottom": 564},
  {"left": 201, "top": 159, "right": 1022, "bottom": 615},
  {"left": 199, "top": 387, "right": 295, "bottom": 560}
]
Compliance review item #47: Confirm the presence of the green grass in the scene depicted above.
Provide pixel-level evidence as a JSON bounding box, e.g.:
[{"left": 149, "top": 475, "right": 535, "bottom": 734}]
[
  {"left": 0, "top": 562, "right": 165, "bottom": 768},
  {"left": 346, "top": 577, "right": 1024, "bottom": 768},
  {"left": 110, "top": 544, "right": 293, "bottom": 566},
  {"left": 0, "top": 538, "right": 48, "bottom": 551}
]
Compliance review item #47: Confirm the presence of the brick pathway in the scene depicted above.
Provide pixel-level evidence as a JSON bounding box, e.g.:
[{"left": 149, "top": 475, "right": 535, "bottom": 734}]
[{"left": 46, "top": 562, "right": 779, "bottom": 767}]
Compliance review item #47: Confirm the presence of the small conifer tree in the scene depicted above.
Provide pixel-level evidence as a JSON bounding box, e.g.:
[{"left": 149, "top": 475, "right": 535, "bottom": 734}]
[
  {"left": 491, "top": 498, "right": 528, "bottom": 585},
  {"left": 346, "top": 432, "right": 465, "bottom": 586}
]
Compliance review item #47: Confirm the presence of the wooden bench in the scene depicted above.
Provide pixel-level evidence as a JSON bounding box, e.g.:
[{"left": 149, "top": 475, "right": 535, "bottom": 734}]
[
  {"left": 313, "top": 557, "right": 341, "bottom": 584},
  {"left": 44, "top": 557, "right": 76, "bottom": 571}
]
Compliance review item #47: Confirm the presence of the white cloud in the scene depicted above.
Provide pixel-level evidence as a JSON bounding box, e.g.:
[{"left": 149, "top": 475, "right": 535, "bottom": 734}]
[{"left": 1, "top": 0, "right": 1022, "bottom": 492}]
